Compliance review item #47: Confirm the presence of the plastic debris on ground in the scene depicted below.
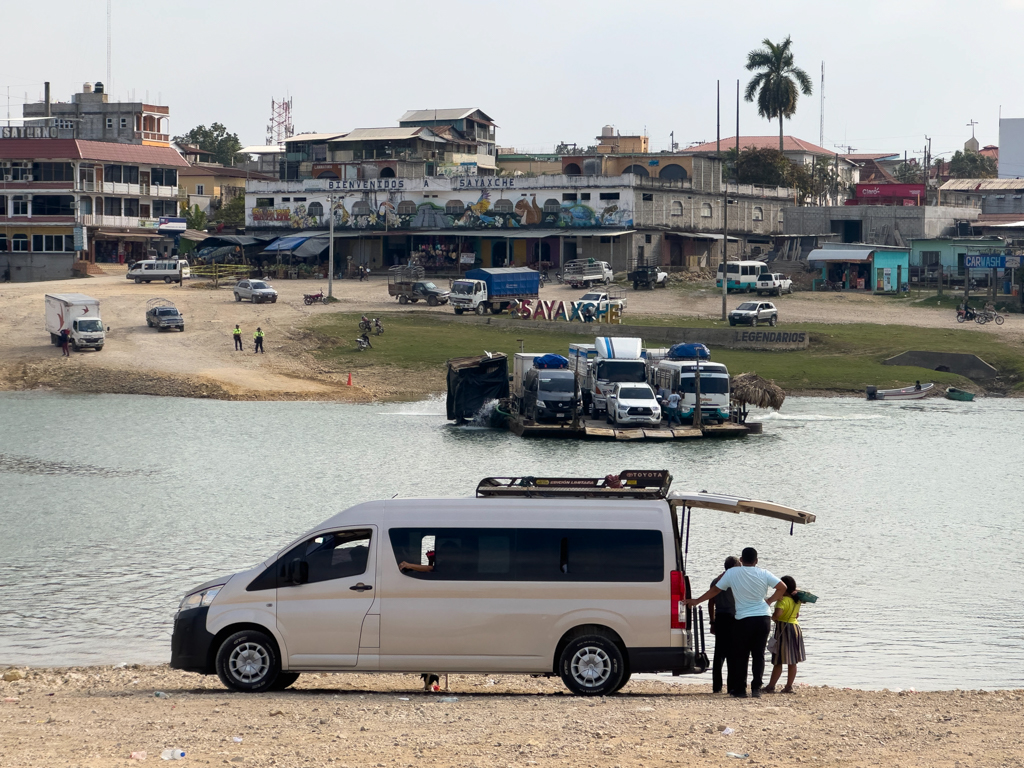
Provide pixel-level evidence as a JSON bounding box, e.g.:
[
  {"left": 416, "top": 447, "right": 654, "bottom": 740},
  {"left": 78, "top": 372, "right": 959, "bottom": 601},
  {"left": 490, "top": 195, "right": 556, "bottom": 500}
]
[
  {"left": 160, "top": 748, "right": 185, "bottom": 760},
  {"left": 726, "top": 752, "right": 750, "bottom": 759},
  {"left": 721, "top": 727, "right": 735, "bottom": 736}
]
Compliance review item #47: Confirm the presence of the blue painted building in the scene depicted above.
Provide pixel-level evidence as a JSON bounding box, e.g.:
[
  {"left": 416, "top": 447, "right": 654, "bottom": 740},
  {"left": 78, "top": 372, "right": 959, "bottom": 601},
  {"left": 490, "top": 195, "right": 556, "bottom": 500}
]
[{"left": 808, "top": 245, "right": 910, "bottom": 293}]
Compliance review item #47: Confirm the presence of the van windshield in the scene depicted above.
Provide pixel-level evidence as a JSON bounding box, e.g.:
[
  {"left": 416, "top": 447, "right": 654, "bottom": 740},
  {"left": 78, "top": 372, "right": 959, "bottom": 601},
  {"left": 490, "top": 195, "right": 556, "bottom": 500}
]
[
  {"left": 595, "top": 360, "right": 646, "bottom": 383},
  {"left": 540, "top": 377, "right": 575, "bottom": 393}
]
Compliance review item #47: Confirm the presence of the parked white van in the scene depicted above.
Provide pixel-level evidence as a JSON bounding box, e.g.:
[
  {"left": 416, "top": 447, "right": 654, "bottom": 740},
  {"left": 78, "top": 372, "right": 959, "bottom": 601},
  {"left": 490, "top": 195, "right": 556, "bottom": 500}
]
[
  {"left": 170, "top": 471, "right": 813, "bottom": 695},
  {"left": 127, "top": 259, "right": 191, "bottom": 284}
]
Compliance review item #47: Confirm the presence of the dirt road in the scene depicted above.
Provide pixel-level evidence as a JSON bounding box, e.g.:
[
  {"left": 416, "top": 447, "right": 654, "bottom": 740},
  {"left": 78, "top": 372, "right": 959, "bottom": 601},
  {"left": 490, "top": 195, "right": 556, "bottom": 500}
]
[
  {"left": 1, "top": 665, "right": 1021, "bottom": 768},
  {"left": 1, "top": 273, "right": 1018, "bottom": 401}
]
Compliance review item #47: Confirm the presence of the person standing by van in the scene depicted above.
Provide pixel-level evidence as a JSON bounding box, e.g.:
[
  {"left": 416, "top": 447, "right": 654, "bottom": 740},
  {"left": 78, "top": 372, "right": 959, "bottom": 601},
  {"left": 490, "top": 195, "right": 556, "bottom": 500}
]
[
  {"left": 60, "top": 327, "right": 71, "bottom": 357},
  {"left": 687, "top": 547, "right": 786, "bottom": 698},
  {"left": 708, "top": 556, "right": 740, "bottom": 694},
  {"left": 666, "top": 390, "right": 682, "bottom": 426},
  {"left": 764, "top": 575, "right": 807, "bottom": 694},
  {"left": 233, "top": 325, "right": 243, "bottom": 351},
  {"left": 253, "top": 327, "right": 265, "bottom": 354}
]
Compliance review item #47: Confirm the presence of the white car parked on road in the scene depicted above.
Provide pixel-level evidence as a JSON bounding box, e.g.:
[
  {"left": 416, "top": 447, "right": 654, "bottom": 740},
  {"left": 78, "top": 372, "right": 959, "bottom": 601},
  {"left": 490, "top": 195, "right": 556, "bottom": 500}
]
[{"left": 234, "top": 280, "right": 279, "bottom": 304}]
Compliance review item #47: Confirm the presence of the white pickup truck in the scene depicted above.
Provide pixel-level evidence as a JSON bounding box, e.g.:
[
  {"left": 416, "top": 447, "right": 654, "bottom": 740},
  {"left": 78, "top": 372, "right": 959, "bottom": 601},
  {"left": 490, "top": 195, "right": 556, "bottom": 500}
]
[
  {"left": 579, "top": 288, "right": 627, "bottom": 315},
  {"left": 755, "top": 273, "right": 793, "bottom": 296},
  {"left": 562, "top": 259, "right": 614, "bottom": 289}
]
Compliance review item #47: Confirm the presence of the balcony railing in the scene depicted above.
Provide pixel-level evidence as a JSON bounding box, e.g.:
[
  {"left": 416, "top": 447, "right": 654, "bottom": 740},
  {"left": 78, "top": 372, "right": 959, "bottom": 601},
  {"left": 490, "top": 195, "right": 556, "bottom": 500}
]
[
  {"left": 75, "top": 182, "right": 177, "bottom": 197},
  {"left": 78, "top": 214, "right": 159, "bottom": 229},
  {"left": 138, "top": 132, "right": 169, "bottom": 143}
]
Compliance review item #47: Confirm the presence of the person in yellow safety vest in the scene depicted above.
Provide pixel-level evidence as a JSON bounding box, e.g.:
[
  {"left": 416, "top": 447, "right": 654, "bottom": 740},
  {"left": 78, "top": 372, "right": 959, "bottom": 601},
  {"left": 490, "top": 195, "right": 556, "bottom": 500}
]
[
  {"left": 233, "top": 324, "right": 243, "bottom": 351},
  {"left": 253, "top": 327, "right": 265, "bottom": 354}
]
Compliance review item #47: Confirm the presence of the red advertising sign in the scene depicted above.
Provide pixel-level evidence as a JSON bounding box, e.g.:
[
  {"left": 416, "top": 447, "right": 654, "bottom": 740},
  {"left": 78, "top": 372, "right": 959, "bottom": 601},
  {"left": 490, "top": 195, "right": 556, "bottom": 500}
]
[{"left": 856, "top": 184, "right": 925, "bottom": 199}]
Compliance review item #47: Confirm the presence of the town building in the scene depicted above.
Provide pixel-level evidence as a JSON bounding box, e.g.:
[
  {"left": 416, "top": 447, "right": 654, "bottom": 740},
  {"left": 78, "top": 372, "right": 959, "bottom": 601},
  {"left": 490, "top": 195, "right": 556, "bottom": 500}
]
[
  {"left": 1, "top": 83, "right": 189, "bottom": 281},
  {"left": 178, "top": 164, "right": 273, "bottom": 217},
  {"left": 683, "top": 135, "right": 860, "bottom": 189}
]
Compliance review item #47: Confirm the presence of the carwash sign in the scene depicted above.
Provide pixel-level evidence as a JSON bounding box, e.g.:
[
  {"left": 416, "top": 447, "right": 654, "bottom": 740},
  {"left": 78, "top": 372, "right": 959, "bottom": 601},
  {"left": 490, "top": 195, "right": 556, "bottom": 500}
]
[{"left": 964, "top": 254, "right": 1007, "bottom": 269}]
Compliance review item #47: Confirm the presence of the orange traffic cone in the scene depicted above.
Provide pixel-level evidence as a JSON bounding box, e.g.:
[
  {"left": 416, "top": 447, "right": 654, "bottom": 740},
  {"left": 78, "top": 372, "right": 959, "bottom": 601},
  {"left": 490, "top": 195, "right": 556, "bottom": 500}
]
[{"left": 347, "top": 373, "right": 352, "bottom": 386}]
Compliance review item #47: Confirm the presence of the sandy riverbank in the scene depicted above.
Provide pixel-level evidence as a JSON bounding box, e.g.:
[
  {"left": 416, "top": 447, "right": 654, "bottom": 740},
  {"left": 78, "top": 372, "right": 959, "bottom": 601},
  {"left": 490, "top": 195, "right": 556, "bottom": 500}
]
[
  {"left": 1, "top": 665, "right": 1021, "bottom": 767},
  {"left": 1, "top": 273, "right": 1019, "bottom": 402}
]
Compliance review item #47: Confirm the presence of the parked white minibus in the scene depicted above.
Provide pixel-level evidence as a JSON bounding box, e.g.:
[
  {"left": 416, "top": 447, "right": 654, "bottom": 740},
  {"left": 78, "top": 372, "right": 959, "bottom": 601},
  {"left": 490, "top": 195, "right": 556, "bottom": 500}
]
[
  {"left": 170, "top": 471, "right": 813, "bottom": 695},
  {"left": 715, "top": 260, "right": 768, "bottom": 292},
  {"left": 127, "top": 259, "right": 191, "bottom": 284}
]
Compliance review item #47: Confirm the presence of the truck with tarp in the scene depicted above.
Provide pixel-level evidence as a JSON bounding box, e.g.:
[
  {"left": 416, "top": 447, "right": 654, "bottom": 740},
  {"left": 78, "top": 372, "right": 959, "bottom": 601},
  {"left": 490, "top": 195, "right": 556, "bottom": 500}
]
[
  {"left": 388, "top": 265, "right": 450, "bottom": 306},
  {"left": 450, "top": 267, "right": 541, "bottom": 315}
]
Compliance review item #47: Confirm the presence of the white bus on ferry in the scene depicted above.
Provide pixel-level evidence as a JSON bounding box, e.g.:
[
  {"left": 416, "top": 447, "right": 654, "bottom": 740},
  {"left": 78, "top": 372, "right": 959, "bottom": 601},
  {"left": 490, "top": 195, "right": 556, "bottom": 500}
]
[{"left": 650, "top": 360, "right": 730, "bottom": 424}]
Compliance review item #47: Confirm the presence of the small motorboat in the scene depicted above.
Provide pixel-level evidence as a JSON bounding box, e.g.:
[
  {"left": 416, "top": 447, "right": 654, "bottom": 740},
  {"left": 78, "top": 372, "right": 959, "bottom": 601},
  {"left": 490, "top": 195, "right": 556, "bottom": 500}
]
[
  {"left": 945, "top": 387, "right": 975, "bottom": 402},
  {"left": 866, "top": 383, "right": 934, "bottom": 400}
]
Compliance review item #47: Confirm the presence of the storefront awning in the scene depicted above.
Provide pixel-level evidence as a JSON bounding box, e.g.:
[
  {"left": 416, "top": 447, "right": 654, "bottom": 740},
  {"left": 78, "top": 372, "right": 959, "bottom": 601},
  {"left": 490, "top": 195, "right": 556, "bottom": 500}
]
[
  {"left": 94, "top": 230, "right": 162, "bottom": 239},
  {"left": 261, "top": 235, "right": 312, "bottom": 252},
  {"left": 807, "top": 248, "right": 874, "bottom": 263}
]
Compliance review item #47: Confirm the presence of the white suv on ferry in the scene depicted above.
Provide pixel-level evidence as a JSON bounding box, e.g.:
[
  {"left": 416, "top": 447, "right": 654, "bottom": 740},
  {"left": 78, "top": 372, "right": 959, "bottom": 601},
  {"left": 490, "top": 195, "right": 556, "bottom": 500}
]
[{"left": 606, "top": 383, "right": 661, "bottom": 426}]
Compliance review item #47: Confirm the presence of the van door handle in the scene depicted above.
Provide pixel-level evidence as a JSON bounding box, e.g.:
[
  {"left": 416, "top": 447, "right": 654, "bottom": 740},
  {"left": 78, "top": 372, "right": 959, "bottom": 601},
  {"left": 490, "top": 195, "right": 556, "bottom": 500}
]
[{"left": 350, "top": 583, "right": 373, "bottom": 592}]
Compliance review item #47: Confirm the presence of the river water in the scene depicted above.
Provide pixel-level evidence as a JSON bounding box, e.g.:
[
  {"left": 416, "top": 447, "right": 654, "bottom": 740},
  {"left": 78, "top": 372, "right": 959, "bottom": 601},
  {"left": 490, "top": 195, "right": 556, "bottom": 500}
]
[{"left": 1, "top": 391, "right": 1021, "bottom": 691}]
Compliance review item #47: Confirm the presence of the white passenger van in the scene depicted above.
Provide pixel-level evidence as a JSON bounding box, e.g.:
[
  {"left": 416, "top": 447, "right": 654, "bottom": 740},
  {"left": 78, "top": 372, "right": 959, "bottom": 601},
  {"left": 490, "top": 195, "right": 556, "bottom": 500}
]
[
  {"left": 127, "top": 259, "right": 191, "bottom": 284},
  {"left": 716, "top": 260, "right": 768, "bottom": 292},
  {"left": 171, "top": 471, "right": 813, "bottom": 695}
]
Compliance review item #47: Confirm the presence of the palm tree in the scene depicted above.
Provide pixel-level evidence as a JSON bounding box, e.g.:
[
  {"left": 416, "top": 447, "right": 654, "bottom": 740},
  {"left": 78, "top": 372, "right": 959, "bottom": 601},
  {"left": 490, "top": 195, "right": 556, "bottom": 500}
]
[{"left": 744, "top": 36, "right": 813, "bottom": 152}]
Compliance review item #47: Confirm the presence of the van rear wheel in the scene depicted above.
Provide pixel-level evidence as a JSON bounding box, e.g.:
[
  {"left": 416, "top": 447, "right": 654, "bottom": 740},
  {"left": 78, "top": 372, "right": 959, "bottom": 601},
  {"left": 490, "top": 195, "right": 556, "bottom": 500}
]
[
  {"left": 215, "top": 630, "right": 281, "bottom": 693},
  {"left": 558, "top": 634, "right": 624, "bottom": 696}
]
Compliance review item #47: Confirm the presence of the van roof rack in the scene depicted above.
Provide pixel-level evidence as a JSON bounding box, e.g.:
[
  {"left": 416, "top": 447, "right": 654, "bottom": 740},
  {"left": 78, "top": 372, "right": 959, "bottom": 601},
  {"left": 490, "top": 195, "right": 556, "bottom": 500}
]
[{"left": 476, "top": 470, "right": 672, "bottom": 500}]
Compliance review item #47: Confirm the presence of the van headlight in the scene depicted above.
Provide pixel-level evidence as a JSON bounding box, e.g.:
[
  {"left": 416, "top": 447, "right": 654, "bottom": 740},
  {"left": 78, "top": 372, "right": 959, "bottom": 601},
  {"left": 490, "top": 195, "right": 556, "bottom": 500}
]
[
  {"left": 177, "top": 585, "right": 223, "bottom": 614},
  {"left": 535, "top": 400, "right": 547, "bottom": 408}
]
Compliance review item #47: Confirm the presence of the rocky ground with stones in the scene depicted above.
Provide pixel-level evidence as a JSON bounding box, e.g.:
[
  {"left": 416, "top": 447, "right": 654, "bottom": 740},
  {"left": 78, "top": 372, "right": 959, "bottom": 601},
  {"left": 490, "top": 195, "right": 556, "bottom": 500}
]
[{"left": 1, "top": 665, "right": 1021, "bottom": 767}]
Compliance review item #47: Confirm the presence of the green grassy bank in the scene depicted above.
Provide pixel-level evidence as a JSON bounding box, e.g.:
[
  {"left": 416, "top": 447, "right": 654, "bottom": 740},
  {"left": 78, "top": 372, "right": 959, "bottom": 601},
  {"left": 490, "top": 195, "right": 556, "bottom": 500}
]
[{"left": 310, "top": 313, "right": 1024, "bottom": 395}]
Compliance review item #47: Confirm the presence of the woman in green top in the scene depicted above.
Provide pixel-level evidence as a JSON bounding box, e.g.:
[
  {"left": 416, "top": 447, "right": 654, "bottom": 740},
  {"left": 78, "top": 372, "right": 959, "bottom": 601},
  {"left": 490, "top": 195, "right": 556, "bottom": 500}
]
[{"left": 765, "top": 575, "right": 806, "bottom": 694}]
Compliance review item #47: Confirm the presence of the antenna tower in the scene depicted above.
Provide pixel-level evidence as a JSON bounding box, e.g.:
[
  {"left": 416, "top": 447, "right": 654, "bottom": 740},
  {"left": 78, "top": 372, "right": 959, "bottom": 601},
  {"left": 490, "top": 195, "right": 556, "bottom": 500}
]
[
  {"left": 267, "top": 97, "right": 294, "bottom": 145},
  {"left": 819, "top": 61, "right": 824, "bottom": 149},
  {"left": 106, "top": 0, "right": 112, "bottom": 88}
]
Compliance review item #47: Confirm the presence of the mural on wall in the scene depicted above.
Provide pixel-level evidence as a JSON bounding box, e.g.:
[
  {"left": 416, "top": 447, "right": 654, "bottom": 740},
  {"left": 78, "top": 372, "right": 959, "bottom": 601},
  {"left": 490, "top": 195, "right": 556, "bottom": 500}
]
[{"left": 249, "top": 190, "right": 633, "bottom": 230}]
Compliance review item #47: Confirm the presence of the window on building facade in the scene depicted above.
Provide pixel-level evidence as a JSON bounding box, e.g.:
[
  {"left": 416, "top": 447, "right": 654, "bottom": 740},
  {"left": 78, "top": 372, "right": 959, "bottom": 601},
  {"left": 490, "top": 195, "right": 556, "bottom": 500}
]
[
  {"left": 778, "top": 210, "right": 784, "bottom": 223},
  {"left": 255, "top": 197, "right": 273, "bottom": 208},
  {"left": 492, "top": 199, "right": 513, "bottom": 213},
  {"left": 543, "top": 199, "right": 560, "bottom": 213},
  {"left": 120, "top": 117, "right": 128, "bottom": 129},
  {"left": 307, "top": 202, "right": 324, "bottom": 217},
  {"left": 103, "top": 165, "right": 139, "bottom": 184},
  {"left": 921, "top": 251, "right": 941, "bottom": 269},
  {"left": 351, "top": 201, "right": 372, "bottom": 216},
  {"left": 9, "top": 162, "right": 30, "bottom": 181},
  {"left": 152, "top": 199, "right": 176, "bottom": 217},
  {"left": 645, "top": 234, "right": 652, "bottom": 244},
  {"left": 12, "top": 196, "right": 28, "bottom": 215},
  {"left": 32, "top": 235, "right": 70, "bottom": 252},
  {"left": 0, "top": 235, "right": 6, "bottom": 251},
  {"left": 580, "top": 192, "right": 591, "bottom": 201},
  {"left": 196, "top": 184, "right": 205, "bottom": 196},
  {"left": 599, "top": 192, "right": 620, "bottom": 201},
  {"left": 79, "top": 197, "right": 92, "bottom": 215},
  {"left": 140, "top": 203, "right": 150, "bottom": 218},
  {"left": 701, "top": 202, "right": 713, "bottom": 218},
  {"left": 671, "top": 201, "right": 683, "bottom": 215},
  {"left": 293, "top": 197, "right": 306, "bottom": 202},
  {"left": 397, "top": 200, "right": 417, "bottom": 215},
  {"left": 753, "top": 206, "right": 764, "bottom": 221},
  {"left": 106, "top": 118, "right": 113, "bottom": 129},
  {"left": 104, "top": 198, "right": 122, "bottom": 216},
  {"left": 123, "top": 198, "right": 140, "bottom": 217},
  {"left": 445, "top": 200, "right": 465, "bottom": 215},
  {"left": 562, "top": 193, "right": 577, "bottom": 202},
  {"left": 281, "top": 198, "right": 290, "bottom": 202},
  {"left": 151, "top": 168, "right": 177, "bottom": 186},
  {"left": 0, "top": 196, "right": 5, "bottom": 215},
  {"left": 12, "top": 234, "right": 28, "bottom": 251},
  {"left": 31, "top": 196, "right": 75, "bottom": 216},
  {"left": 642, "top": 193, "right": 653, "bottom": 202},
  {"left": 32, "top": 163, "right": 74, "bottom": 182},
  {"left": 104, "top": 165, "right": 121, "bottom": 183},
  {"left": 55, "top": 119, "right": 74, "bottom": 130}
]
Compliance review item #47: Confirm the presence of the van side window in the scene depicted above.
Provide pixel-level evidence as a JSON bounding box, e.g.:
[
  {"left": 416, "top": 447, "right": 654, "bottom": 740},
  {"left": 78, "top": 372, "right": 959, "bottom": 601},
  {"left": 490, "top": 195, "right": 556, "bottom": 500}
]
[
  {"left": 248, "top": 529, "right": 373, "bottom": 591},
  {"left": 389, "top": 528, "right": 662, "bottom": 582}
]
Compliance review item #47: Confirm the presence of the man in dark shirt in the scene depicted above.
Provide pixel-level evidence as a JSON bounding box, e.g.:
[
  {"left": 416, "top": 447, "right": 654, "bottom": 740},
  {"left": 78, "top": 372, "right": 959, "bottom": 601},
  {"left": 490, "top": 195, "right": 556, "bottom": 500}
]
[{"left": 708, "top": 556, "right": 740, "bottom": 694}]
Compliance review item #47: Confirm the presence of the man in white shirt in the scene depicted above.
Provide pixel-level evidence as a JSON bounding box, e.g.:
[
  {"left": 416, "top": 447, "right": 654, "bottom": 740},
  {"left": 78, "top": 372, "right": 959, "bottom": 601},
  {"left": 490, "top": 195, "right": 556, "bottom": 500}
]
[
  {"left": 666, "top": 390, "right": 682, "bottom": 426},
  {"left": 687, "top": 547, "right": 786, "bottom": 698}
]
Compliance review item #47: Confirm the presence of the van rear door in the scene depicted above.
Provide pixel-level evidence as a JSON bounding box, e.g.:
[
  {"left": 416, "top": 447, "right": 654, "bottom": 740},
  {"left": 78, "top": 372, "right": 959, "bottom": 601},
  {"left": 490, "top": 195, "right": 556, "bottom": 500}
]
[{"left": 275, "top": 526, "right": 378, "bottom": 669}]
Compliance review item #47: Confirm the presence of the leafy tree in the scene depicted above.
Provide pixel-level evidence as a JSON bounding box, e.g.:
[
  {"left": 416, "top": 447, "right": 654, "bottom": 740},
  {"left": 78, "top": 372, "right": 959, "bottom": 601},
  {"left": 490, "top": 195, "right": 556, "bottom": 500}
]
[
  {"left": 947, "top": 150, "right": 997, "bottom": 179},
  {"left": 744, "top": 36, "right": 813, "bottom": 152},
  {"left": 173, "top": 123, "right": 245, "bottom": 166},
  {"left": 216, "top": 195, "right": 246, "bottom": 227},
  {"left": 180, "top": 202, "right": 207, "bottom": 231},
  {"left": 734, "top": 147, "right": 791, "bottom": 186},
  {"left": 893, "top": 162, "right": 923, "bottom": 183}
]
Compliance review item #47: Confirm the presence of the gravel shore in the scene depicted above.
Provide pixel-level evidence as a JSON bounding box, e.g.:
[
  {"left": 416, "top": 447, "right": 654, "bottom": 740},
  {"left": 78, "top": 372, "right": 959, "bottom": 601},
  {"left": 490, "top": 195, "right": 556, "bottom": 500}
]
[{"left": 1, "top": 665, "right": 1021, "bottom": 767}]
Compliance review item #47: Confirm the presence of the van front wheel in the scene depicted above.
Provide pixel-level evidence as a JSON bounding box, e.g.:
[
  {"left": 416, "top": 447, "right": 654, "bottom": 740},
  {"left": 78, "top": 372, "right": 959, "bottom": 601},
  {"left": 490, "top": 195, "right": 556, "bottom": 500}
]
[
  {"left": 215, "top": 630, "right": 281, "bottom": 693},
  {"left": 558, "top": 634, "right": 624, "bottom": 696}
]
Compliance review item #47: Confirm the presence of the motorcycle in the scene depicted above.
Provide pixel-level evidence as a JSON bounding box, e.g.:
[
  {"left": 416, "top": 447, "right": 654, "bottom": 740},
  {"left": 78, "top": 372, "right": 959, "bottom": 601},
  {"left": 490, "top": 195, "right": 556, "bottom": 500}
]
[
  {"left": 355, "top": 333, "right": 372, "bottom": 351},
  {"left": 303, "top": 288, "right": 328, "bottom": 306},
  {"left": 555, "top": 272, "right": 564, "bottom": 284},
  {"left": 956, "top": 305, "right": 977, "bottom": 323},
  {"left": 823, "top": 279, "right": 843, "bottom": 292},
  {"left": 373, "top": 318, "right": 384, "bottom": 336},
  {"left": 976, "top": 308, "right": 1005, "bottom": 325},
  {"left": 358, "top": 315, "right": 372, "bottom": 333}
]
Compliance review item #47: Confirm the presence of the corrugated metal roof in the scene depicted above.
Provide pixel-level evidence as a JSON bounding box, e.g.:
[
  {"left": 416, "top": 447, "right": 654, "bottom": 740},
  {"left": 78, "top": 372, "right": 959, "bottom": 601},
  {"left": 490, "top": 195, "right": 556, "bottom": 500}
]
[
  {"left": 281, "top": 133, "right": 348, "bottom": 143},
  {"left": 684, "top": 136, "right": 838, "bottom": 157},
  {"left": 0, "top": 138, "right": 189, "bottom": 166},
  {"left": 399, "top": 108, "right": 494, "bottom": 124},
  {"left": 939, "top": 178, "right": 1024, "bottom": 191},
  {"left": 329, "top": 127, "right": 442, "bottom": 142},
  {"left": 240, "top": 145, "right": 285, "bottom": 154},
  {"left": 178, "top": 165, "right": 274, "bottom": 180}
]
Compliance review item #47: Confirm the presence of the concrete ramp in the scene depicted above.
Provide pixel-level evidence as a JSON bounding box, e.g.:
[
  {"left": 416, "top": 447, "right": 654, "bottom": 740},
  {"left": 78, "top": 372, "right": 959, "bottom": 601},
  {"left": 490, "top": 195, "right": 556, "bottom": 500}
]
[{"left": 883, "top": 351, "right": 998, "bottom": 380}]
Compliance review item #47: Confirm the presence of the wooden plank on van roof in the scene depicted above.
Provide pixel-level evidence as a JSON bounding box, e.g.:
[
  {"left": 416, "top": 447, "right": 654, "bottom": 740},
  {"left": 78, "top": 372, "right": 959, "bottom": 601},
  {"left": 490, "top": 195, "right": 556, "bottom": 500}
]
[{"left": 668, "top": 491, "right": 816, "bottom": 524}]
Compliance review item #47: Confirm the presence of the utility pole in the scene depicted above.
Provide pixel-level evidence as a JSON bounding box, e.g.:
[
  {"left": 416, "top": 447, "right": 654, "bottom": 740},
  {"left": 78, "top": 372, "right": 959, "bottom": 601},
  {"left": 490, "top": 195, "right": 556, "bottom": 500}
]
[{"left": 327, "top": 194, "right": 335, "bottom": 299}]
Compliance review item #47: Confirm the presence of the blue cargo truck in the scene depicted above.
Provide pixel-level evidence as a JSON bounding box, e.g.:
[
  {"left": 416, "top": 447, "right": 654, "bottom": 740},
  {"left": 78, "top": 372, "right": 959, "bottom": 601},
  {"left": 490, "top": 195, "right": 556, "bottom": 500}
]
[{"left": 450, "top": 267, "right": 541, "bottom": 315}]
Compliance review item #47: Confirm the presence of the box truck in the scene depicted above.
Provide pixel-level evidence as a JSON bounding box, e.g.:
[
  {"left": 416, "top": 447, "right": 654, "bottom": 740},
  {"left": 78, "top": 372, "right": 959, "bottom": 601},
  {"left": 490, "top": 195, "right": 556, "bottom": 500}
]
[
  {"left": 450, "top": 267, "right": 541, "bottom": 315},
  {"left": 45, "top": 294, "right": 106, "bottom": 351}
]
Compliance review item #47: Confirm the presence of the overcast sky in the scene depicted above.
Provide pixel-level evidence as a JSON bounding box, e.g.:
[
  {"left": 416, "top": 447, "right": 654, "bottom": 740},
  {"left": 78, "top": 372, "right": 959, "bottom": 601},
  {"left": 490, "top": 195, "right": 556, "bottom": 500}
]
[{"left": 3, "top": 0, "right": 1021, "bottom": 162}]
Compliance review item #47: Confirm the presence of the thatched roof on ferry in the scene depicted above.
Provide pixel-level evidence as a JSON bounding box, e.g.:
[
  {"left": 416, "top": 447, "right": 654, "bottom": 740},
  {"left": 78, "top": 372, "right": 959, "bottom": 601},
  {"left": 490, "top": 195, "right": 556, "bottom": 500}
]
[{"left": 731, "top": 372, "right": 786, "bottom": 410}]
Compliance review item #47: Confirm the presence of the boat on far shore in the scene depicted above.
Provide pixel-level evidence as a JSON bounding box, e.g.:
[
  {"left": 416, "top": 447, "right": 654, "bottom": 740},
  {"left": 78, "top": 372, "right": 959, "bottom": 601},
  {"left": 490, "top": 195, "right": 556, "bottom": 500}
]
[
  {"left": 866, "top": 383, "right": 934, "bottom": 401},
  {"left": 945, "top": 387, "right": 975, "bottom": 402}
]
